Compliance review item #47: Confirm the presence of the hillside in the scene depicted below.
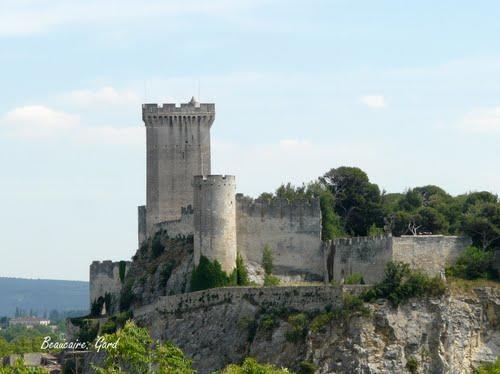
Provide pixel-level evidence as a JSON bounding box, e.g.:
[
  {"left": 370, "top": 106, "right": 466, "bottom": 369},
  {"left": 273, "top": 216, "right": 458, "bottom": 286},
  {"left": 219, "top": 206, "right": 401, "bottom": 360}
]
[{"left": 0, "top": 277, "right": 89, "bottom": 317}]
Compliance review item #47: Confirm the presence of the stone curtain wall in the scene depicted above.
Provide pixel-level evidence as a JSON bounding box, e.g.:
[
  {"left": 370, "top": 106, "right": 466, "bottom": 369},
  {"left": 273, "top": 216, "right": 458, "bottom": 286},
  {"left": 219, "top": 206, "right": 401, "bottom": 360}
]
[
  {"left": 235, "top": 195, "right": 323, "bottom": 280},
  {"left": 89, "top": 261, "right": 130, "bottom": 308},
  {"left": 152, "top": 206, "right": 194, "bottom": 238},
  {"left": 392, "top": 235, "right": 472, "bottom": 277},
  {"left": 328, "top": 235, "right": 471, "bottom": 284},
  {"left": 134, "top": 285, "right": 343, "bottom": 319},
  {"left": 329, "top": 236, "right": 393, "bottom": 284}
]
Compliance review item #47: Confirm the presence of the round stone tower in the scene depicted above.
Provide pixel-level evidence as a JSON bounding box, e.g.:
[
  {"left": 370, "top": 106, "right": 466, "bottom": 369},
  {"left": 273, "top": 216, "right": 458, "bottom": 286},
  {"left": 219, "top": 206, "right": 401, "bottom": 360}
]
[{"left": 193, "top": 175, "right": 237, "bottom": 274}]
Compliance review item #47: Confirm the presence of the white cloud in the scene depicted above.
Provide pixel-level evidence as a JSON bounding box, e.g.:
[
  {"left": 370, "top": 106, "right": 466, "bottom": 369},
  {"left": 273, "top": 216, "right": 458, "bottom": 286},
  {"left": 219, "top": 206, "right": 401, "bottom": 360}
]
[
  {"left": 2, "top": 105, "right": 79, "bottom": 138},
  {"left": 359, "top": 95, "right": 387, "bottom": 109},
  {"left": 0, "top": 0, "right": 264, "bottom": 36},
  {"left": 1, "top": 104, "right": 143, "bottom": 146},
  {"left": 461, "top": 107, "right": 500, "bottom": 134},
  {"left": 63, "top": 86, "right": 140, "bottom": 106}
]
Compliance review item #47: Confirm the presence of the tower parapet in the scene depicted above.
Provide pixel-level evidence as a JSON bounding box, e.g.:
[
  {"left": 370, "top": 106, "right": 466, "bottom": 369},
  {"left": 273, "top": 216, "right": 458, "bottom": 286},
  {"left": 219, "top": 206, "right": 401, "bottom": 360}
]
[
  {"left": 143, "top": 98, "right": 214, "bottom": 235},
  {"left": 193, "top": 175, "right": 237, "bottom": 274}
]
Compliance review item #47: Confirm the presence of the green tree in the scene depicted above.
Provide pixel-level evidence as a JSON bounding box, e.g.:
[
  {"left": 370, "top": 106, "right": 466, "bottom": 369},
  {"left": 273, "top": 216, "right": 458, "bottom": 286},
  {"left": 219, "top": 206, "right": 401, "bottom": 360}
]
[
  {"left": 93, "top": 321, "right": 194, "bottom": 374},
  {"left": 0, "top": 358, "right": 49, "bottom": 373},
  {"left": 262, "top": 245, "right": 274, "bottom": 275},
  {"left": 235, "top": 254, "right": 250, "bottom": 286},
  {"left": 461, "top": 202, "right": 500, "bottom": 250},
  {"left": 191, "top": 256, "right": 234, "bottom": 291},
  {"left": 320, "top": 167, "right": 383, "bottom": 236},
  {"left": 446, "top": 246, "right": 495, "bottom": 280},
  {"left": 415, "top": 206, "right": 449, "bottom": 234}
]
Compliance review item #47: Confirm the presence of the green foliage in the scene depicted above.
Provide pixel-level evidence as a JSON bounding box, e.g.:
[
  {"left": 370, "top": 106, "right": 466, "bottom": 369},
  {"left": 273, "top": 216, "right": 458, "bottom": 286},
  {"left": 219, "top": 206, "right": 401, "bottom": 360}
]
[
  {"left": 310, "top": 294, "right": 369, "bottom": 334},
  {"left": 262, "top": 245, "right": 274, "bottom": 275},
  {"left": 446, "top": 246, "right": 495, "bottom": 280},
  {"left": 461, "top": 201, "right": 500, "bottom": 250},
  {"left": 344, "top": 273, "right": 365, "bottom": 285},
  {"left": 260, "top": 314, "right": 279, "bottom": 331},
  {"left": 235, "top": 254, "right": 250, "bottom": 286},
  {"left": 368, "top": 223, "right": 385, "bottom": 236},
  {"left": 476, "top": 358, "right": 500, "bottom": 374},
  {"left": 310, "top": 312, "right": 334, "bottom": 333},
  {"left": 93, "top": 320, "right": 194, "bottom": 374},
  {"left": 285, "top": 313, "right": 308, "bottom": 343},
  {"left": 220, "top": 357, "right": 291, "bottom": 374},
  {"left": 160, "top": 261, "right": 175, "bottom": 288},
  {"left": 362, "top": 262, "right": 446, "bottom": 306},
  {"left": 91, "top": 293, "right": 112, "bottom": 316},
  {"left": 190, "top": 256, "right": 234, "bottom": 292},
  {"left": 0, "top": 324, "right": 59, "bottom": 357},
  {"left": 318, "top": 188, "right": 345, "bottom": 240},
  {"left": 406, "top": 356, "right": 419, "bottom": 374},
  {"left": 0, "top": 358, "right": 49, "bottom": 373},
  {"left": 119, "top": 261, "right": 127, "bottom": 284},
  {"left": 320, "top": 166, "right": 384, "bottom": 236},
  {"left": 153, "top": 341, "right": 195, "bottom": 373},
  {"left": 151, "top": 232, "right": 165, "bottom": 258},
  {"left": 263, "top": 274, "right": 280, "bottom": 287},
  {"left": 298, "top": 361, "right": 318, "bottom": 374},
  {"left": 101, "top": 320, "right": 117, "bottom": 334},
  {"left": 119, "top": 279, "right": 135, "bottom": 312},
  {"left": 262, "top": 167, "right": 500, "bottom": 244}
]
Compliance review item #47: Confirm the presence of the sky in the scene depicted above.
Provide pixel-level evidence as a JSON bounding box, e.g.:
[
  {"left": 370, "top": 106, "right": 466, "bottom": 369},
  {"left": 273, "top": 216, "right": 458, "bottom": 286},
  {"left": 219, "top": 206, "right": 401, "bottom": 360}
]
[{"left": 1, "top": 0, "right": 500, "bottom": 281}]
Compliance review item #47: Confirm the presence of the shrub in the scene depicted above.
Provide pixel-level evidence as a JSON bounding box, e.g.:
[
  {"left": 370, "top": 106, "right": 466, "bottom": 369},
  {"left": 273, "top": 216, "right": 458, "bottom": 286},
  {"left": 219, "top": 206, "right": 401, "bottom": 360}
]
[
  {"left": 235, "top": 253, "right": 250, "bottom": 286},
  {"left": 151, "top": 232, "right": 165, "bottom": 258},
  {"left": 406, "top": 356, "right": 419, "bottom": 374},
  {"left": 260, "top": 314, "right": 279, "bottom": 331},
  {"left": 160, "top": 261, "right": 175, "bottom": 288},
  {"left": 118, "top": 261, "right": 127, "bottom": 283},
  {"left": 264, "top": 274, "right": 280, "bottom": 286},
  {"left": 191, "top": 256, "right": 234, "bottom": 291},
  {"left": 262, "top": 245, "right": 274, "bottom": 275},
  {"left": 446, "top": 246, "right": 495, "bottom": 280},
  {"left": 310, "top": 312, "right": 333, "bottom": 333},
  {"left": 476, "top": 358, "right": 500, "bottom": 374},
  {"left": 298, "top": 360, "right": 318, "bottom": 374},
  {"left": 101, "top": 320, "right": 117, "bottom": 334},
  {"left": 119, "top": 280, "right": 135, "bottom": 312},
  {"left": 344, "top": 273, "right": 365, "bottom": 285},
  {"left": 285, "top": 313, "right": 308, "bottom": 343},
  {"left": 362, "top": 262, "right": 446, "bottom": 306},
  {"left": 221, "top": 357, "right": 290, "bottom": 373}
]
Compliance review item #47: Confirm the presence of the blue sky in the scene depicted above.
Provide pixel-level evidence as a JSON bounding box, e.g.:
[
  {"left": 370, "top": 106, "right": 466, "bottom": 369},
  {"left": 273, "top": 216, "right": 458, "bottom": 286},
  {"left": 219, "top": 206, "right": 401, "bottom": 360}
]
[{"left": 1, "top": 0, "right": 499, "bottom": 281}]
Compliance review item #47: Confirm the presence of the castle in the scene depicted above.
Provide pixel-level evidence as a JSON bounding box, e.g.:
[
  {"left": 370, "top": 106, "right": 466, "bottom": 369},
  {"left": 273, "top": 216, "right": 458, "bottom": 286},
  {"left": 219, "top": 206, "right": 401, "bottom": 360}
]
[{"left": 89, "top": 98, "right": 471, "bottom": 306}]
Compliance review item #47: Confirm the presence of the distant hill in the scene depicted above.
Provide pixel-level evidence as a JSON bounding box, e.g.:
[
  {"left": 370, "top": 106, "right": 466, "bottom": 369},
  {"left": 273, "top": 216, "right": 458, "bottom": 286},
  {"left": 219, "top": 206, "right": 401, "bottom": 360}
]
[{"left": 0, "top": 277, "right": 89, "bottom": 317}]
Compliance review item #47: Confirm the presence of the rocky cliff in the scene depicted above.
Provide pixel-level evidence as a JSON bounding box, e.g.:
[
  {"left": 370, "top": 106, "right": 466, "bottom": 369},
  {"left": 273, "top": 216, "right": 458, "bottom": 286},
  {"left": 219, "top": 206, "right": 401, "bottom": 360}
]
[{"left": 135, "top": 285, "right": 500, "bottom": 373}]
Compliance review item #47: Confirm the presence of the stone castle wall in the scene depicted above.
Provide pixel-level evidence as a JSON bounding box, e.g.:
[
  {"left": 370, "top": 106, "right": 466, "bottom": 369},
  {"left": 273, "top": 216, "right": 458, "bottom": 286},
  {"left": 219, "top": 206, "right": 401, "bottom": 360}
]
[
  {"left": 194, "top": 175, "right": 237, "bottom": 273},
  {"left": 134, "top": 285, "right": 343, "bottom": 319},
  {"left": 327, "top": 235, "right": 471, "bottom": 284},
  {"left": 89, "top": 261, "right": 130, "bottom": 310},
  {"left": 392, "top": 235, "right": 471, "bottom": 276},
  {"left": 328, "top": 236, "right": 392, "bottom": 284},
  {"left": 152, "top": 206, "right": 194, "bottom": 239},
  {"left": 236, "top": 195, "right": 323, "bottom": 280},
  {"left": 142, "top": 101, "right": 214, "bottom": 233}
]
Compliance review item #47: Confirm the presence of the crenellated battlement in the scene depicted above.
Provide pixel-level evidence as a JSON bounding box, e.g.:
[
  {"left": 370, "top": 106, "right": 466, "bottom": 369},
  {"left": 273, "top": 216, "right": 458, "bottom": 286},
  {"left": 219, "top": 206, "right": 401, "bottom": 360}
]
[
  {"left": 236, "top": 193, "right": 320, "bottom": 218},
  {"left": 329, "top": 235, "right": 392, "bottom": 246},
  {"left": 142, "top": 98, "right": 215, "bottom": 123},
  {"left": 193, "top": 175, "right": 236, "bottom": 187}
]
